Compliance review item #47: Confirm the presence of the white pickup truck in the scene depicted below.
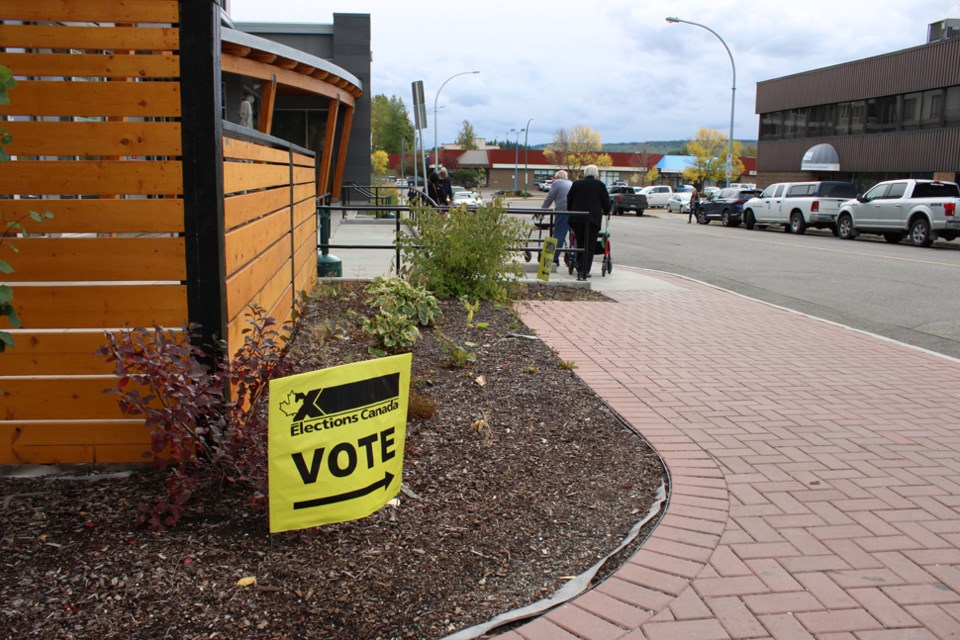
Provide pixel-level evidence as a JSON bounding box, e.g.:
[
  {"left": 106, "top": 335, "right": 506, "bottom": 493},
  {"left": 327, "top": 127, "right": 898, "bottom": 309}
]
[
  {"left": 743, "top": 181, "right": 859, "bottom": 234},
  {"left": 836, "top": 179, "right": 960, "bottom": 247},
  {"left": 636, "top": 185, "right": 674, "bottom": 208}
]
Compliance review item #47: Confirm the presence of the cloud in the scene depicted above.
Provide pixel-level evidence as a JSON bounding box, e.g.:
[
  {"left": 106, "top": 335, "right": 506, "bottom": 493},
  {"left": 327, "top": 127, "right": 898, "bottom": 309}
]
[{"left": 228, "top": 0, "right": 960, "bottom": 145}]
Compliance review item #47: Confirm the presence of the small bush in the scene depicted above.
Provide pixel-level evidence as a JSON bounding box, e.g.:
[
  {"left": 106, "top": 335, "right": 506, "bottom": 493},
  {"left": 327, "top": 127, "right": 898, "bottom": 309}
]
[
  {"left": 364, "top": 276, "right": 442, "bottom": 326},
  {"left": 97, "top": 305, "right": 296, "bottom": 530},
  {"left": 399, "top": 200, "right": 530, "bottom": 300},
  {"left": 362, "top": 310, "right": 421, "bottom": 355}
]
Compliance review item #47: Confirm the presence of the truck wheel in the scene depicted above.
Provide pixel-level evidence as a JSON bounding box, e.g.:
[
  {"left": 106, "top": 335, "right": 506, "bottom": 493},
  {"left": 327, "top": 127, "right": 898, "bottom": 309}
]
[
  {"left": 789, "top": 211, "right": 807, "bottom": 235},
  {"left": 909, "top": 217, "right": 933, "bottom": 247},
  {"left": 636, "top": 209, "right": 644, "bottom": 217},
  {"left": 744, "top": 210, "right": 755, "bottom": 230},
  {"left": 837, "top": 214, "right": 856, "bottom": 240},
  {"left": 883, "top": 233, "right": 904, "bottom": 244}
]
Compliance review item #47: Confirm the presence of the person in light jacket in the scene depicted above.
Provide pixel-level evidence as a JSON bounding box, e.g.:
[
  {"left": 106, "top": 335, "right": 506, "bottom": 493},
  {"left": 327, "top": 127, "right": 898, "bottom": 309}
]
[
  {"left": 566, "top": 165, "right": 611, "bottom": 280},
  {"left": 541, "top": 170, "right": 572, "bottom": 265}
]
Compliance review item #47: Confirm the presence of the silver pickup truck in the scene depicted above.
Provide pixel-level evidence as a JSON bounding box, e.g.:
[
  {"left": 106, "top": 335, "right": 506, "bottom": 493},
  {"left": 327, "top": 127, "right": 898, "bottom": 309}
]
[
  {"left": 836, "top": 179, "right": 960, "bottom": 247},
  {"left": 743, "top": 181, "right": 858, "bottom": 234}
]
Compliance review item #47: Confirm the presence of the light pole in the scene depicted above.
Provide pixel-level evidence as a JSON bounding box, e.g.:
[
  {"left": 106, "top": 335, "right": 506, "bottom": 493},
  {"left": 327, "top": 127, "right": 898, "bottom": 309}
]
[
  {"left": 433, "top": 70, "right": 479, "bottom": 175},
  {"left": 510, "top": 127, "right": 524, "bottom": 193},
  {"left": 523, "top": 117, "right": 533, "bottom": 193},
  {"left": 666, "top": 17, "right": 736, "bottom": 188}
]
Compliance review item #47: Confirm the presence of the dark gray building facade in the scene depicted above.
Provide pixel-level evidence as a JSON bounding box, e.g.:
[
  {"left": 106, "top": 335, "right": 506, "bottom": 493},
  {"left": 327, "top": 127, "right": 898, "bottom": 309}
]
[
  {"left": 755, "top": 25, "right": 960, "bottom": 191},
  {"left": 229, "top": 14, "right": 372, "bottom": 189}
]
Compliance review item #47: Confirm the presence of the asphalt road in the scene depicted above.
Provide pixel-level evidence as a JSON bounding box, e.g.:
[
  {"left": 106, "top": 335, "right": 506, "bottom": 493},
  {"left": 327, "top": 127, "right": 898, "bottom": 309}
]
[{"left": 602, "top": 208, "right": 960, "bottom": 360}]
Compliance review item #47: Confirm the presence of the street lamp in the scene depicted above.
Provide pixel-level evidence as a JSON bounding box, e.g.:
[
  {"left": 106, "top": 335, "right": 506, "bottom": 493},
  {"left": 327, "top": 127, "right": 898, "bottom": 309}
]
[
  {"left": 510, "top": 127, "right": 524, "bottom": 193},
  {"left": 523, "top": 117, "right": 533, "bottom": 193},
  {"left": 433, "top": 70, "right": 479, "bottom": 175},
  {"left": 666, "top": 16, "right": 736, "bottom": 188}
]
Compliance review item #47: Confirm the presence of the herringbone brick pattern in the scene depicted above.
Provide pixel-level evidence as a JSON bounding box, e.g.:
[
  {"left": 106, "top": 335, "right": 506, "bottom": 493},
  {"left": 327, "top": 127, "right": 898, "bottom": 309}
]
[{"left": 499, "top": 268, "right": 960, "bottom": 639}]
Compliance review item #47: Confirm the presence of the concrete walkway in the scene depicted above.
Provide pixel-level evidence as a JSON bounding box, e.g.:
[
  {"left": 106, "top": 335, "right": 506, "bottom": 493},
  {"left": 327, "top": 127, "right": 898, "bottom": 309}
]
[{"left": 330, "top": 215, "right": 960, "bottom": 639}]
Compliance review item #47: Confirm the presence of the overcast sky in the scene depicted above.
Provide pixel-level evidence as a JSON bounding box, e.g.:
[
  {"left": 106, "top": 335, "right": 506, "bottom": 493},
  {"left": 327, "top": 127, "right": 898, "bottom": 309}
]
[{"left": 227, "top": 0, "right": 960, "bottom": 147}]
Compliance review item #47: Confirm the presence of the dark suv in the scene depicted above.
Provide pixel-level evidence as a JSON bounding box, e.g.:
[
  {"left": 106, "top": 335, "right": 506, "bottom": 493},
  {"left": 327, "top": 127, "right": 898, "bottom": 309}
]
[{"left": 698, "top": 188, "right": 762, "bottom": 226}]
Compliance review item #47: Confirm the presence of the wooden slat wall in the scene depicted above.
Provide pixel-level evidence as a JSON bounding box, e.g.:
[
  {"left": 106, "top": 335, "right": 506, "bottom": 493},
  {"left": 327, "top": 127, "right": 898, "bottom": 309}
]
[
  {"left": 0, "top": 3, "right": 185, "bottom": 464},
  {"left": 221, "top": 137, "right": 317, "bottom": 360}
]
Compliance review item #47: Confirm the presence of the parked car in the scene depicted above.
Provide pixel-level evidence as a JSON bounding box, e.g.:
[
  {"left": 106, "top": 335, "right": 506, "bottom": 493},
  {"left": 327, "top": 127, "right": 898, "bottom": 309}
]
[
  {"left": 666, "top": 192, "right": 694, "bottom": 213},
  {"left": 697, "top": 188, "right": 762, "bottom": 226},
  {"left": 538, "top": 179, "right": 554, "bottom": 192},
  {"left": 835, "top": 179, "right": 960, "bottom": 246},
  {"left": 743, "top": 181, "right": 858, "bottom": 234},
  {"left": 702, "top": 186, "right": 721, "bottom": 198},
  {"left": 636, "top": 185, "right": 674, "bottom": 208},
  {"left": 452, "top": 190, "right": 483, "bottom": 206},
  {"left": 608, "top": 185, "right": 648, "bottom": 215}
]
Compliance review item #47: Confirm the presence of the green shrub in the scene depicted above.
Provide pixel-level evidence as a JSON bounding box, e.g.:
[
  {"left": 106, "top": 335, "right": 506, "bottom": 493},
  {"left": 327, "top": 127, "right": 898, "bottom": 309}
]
[
  {"left": 399, "top": 200, "right": 530, "bottom": 300},
  {"left": 362, "top": 310, "right": 421, "bottom": 354},
  {"left": 364, "top": 276, "right": 442, "bottom": 326}
]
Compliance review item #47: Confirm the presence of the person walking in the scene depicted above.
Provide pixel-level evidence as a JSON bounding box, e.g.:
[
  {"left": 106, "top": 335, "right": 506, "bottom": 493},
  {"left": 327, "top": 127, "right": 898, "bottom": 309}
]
[
  {"left": 688, "top": 187, "right": 700, "bottom": 223},
  {"left": 438, "top": 167, "right": 453, "bottom": 205},
  {"left": 566, "top": 165, "right": 611, "bottom": 281},
  {"left": 541, "top": 170, "right": 573, "bottom": 266}
]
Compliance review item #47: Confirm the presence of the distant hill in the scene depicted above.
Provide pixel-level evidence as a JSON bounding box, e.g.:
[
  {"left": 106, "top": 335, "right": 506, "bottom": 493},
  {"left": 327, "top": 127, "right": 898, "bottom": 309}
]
[{"left": 529, "top": 140, "right": 758, "bottom": 155}]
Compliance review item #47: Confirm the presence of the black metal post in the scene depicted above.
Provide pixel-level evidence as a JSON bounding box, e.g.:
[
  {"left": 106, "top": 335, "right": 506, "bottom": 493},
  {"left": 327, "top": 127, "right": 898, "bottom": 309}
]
[{"left": 179, "top": 0, "right": 226, "bottom": 353}]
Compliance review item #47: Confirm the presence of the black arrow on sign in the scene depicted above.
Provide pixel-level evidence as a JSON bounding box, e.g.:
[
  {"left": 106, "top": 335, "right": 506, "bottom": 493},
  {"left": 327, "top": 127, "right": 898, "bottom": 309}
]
[{"left": 292, "top": 472, "right": 395, "bottom": 510}]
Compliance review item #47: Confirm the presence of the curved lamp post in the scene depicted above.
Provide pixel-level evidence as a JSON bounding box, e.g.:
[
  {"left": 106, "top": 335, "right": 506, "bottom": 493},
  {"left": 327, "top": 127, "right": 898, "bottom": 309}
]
[
  {"left": 510, "top": 127, "right": 524, "bottom": 193},
  {"left": 666, "top": 17, "right": 736, "bottom": 187},
  {"left": 433, "top": 70, "right": 479, "bottom": 174}
]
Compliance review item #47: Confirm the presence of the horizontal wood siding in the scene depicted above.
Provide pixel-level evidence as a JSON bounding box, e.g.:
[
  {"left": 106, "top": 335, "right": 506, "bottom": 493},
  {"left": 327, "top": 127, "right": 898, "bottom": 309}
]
[
  {"left": 221, "top": 131, "right": 317, "bottom": 361},
  {"left": 0, "top": 9, "right": 185, "bottom": 463}
]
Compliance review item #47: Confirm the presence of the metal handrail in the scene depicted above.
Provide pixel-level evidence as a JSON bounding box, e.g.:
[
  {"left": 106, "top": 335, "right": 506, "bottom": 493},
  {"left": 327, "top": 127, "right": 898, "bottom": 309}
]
[{"left": 316, "top": 203, "right": 589, "bottom": 273}]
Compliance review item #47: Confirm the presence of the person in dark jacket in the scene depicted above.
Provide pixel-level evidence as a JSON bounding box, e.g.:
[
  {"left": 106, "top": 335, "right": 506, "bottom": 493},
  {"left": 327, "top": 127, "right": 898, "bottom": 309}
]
[{"left": 566, "top": 165, "right": 611, "bottom": 280}]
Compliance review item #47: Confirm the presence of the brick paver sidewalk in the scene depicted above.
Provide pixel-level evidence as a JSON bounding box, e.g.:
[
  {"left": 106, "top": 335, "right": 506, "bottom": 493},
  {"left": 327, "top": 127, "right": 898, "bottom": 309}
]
[{"left": 499, "top": 268, "right": 960, "bottom": 640}]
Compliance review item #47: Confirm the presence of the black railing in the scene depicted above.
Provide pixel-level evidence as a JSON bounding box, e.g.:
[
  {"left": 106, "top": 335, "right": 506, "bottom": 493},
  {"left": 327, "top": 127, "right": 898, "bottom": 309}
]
[{"left": 316, "top": 201, "right": 586, "bottom": 274}]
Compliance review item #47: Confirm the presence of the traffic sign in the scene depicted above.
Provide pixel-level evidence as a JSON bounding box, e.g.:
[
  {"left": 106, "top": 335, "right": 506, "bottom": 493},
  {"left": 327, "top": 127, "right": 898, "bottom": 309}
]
[{"left": 268, "top": 353, "right": 412, "bottom": 533}]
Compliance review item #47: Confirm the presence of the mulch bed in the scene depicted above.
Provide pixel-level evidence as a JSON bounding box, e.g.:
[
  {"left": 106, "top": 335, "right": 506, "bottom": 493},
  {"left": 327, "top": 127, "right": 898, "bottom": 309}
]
[{"left": 0, "top": 281, "right": 667, "bottom": 640}]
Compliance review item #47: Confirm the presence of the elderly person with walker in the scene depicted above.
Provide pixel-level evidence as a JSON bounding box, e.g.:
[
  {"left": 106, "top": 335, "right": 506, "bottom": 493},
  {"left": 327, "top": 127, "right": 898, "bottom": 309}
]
[{"left": 566, "top": 165, "right": 611, "bottom": 281}]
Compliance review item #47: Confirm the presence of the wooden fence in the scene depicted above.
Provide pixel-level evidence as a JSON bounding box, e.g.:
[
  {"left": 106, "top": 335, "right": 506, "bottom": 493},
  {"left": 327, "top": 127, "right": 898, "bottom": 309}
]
[{"left": 0, "top": 1, "right": 318, "bottom": 463}]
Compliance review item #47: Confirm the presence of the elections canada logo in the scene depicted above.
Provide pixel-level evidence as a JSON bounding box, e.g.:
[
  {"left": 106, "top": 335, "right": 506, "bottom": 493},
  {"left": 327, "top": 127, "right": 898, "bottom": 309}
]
[{"left": 280, "top": 373, "right": 401, "bottom": 437}]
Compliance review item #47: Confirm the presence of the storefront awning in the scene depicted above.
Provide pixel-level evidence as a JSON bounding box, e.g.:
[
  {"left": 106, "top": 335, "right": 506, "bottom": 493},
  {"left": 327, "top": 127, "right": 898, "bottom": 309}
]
[{"left": 801, "top": 143, "right": 840, "bottom": 171}]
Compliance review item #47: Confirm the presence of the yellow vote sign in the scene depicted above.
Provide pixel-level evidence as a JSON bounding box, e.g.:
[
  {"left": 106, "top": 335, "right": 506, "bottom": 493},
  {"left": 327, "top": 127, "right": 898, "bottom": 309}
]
[
  {"left": 537, "top": 236, "right": 558, "bottom": 282},
  {"left": 268, "top": 353, "right": 411, "bottom": 533}
]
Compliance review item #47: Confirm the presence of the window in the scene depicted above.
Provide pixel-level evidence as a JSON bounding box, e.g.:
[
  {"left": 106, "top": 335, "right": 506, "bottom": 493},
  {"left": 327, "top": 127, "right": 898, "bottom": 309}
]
[
  {"left": 849, "top": 101, "right": 866, "bottom": 135},
  {"left": 921, "top": 89, "right": 943, "bottom": 129},
  {"left": 902, "top": 92, "right": 922, "bottom": 130},
  {"left": 862, "top": 183, "right": 888, "bottom": 201},
  {"left": 913, "top": 182, "right": 960, "bottom": 198},
  {"left": 760, "top": 184, "right": 779, "bottom": 198},
  {"left": 761, "top": 112, "right": 783, "bottom": 139},
  {"left": 884, "top": 182, "right": 907, "bottom": 199},
  {"left": 786, "top": 184, "right": 816, "bottom": 197},
  {"left": 835, "top": 102, "right": 851, "bottom": 136},
  {"left": 945, "top": 86, "right": 960, "bottom": 126}
]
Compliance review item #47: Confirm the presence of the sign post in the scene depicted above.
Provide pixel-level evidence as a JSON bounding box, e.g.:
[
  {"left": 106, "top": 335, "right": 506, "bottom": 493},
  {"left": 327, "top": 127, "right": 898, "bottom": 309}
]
[{"left": 268, "top": 354, "right": 412, "bottom": 533}]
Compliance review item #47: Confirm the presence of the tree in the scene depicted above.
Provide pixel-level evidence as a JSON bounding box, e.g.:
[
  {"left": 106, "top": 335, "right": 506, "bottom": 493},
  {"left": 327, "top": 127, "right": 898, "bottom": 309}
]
[
  {"left": 371, "top": 149, "right": 389, "bottom": 176},
  {"left": 455, "top": 120, "right": 478, "bottom": 150},
  {"left": 371, "top": 94, "right": 415, "bottom": 155},
  {"left": 544, "top": 125, "right": 612, "bottom": 176},
  {"left": 682, "top": 128, "right": 745, "bottom": 187}
]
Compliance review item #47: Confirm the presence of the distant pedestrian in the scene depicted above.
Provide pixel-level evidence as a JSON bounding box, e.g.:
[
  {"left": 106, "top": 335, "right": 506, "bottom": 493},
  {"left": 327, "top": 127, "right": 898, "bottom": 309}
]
[
  {"left": 688, "top": 187, "right": 700, "bottom": 223},
  {"left": 427, "top": 171, "right": 444, "bottom": 206},
  {"left": 566, "top": 165, "right": 611, "bottom": 280},
  {"left": 541, "top": 170, "right": 573, "bottom": 265},
  {"left": 438, "top": 167, "right": 453, "bottom": 205}
]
